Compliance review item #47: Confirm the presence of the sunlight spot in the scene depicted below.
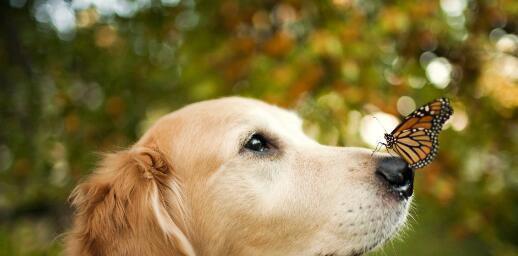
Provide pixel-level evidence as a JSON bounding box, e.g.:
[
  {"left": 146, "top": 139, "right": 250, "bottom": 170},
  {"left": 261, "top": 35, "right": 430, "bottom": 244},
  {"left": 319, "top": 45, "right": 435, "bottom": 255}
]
[
  {"left": 49, "top": 0, "right": 76, "bottom": 36},
  {"left": 50, "top": 160, "right": 69, "bottom": 187},
  {"left": 419, "top": 51, "right": 437, "bottom": 68},
  {"left": 496, "top": 34, "right": 518, "bottom": 53},
  {"left": 384, "top": 69, "right": 403, "bottom": 85},
  {"left": 52, "top": 5, "right": 75, "bottom": 33},
  {"left": 397, "top": 96, "right": 416, "bottom": 116},
  {"left": 72, "top": 0, "right": 142, "bottom": 17},
  {"left": 408, "top": 76, "right": 426, "bottom": 89},
  {"left": 360, "top": 112, "right": 399, "bottom": 148},
  {"left": 34, "top": 0, "right": 76, "bottom": 39},
  {"left": 76, "top": 9, "right": 99, "bottom": 28},
  {"left": 274, "top": 4, "right": 297, "bottom": 25},
  {"left": 71, "top": 0, "right": 90, "bottom": 10},
  {"left": 426, "top": 57, "right": 452, "bottom": 89},
  {"left": 440, "top": 0, "right": 467, "bottom": 17},
  {"left": 445, "top": 14, "right": 466, "bottom": 29},
  {"left": 175, "top": 10, "right": 199, "bottom": 30},
  {"left": 450, "top": 108, "right": 468, "bottom": 131},
  {"left": 497, "top": 55, "right": 518, "bottom": 80},
  {"left": 332, "top": 0, "right": 352, "bottom": 8},
  {"left": 489, "top": 28, "right": 506, "bottom": 42},
  {"left": 161, "top": 0, "right": 180, "bottom": 7}
]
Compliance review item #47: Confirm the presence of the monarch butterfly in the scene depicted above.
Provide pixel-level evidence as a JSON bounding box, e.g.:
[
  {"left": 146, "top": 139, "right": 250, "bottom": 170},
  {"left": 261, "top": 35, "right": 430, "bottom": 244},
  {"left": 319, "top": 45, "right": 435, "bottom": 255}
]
[{"left": 381, "top": 97, "right": 453, "bottom": 169}]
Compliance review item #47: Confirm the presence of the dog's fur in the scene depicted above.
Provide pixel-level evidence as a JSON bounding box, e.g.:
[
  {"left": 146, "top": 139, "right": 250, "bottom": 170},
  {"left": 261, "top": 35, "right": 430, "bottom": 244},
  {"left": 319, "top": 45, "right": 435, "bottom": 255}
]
[{"left": 65, "top": 97, "right": 411, "bottom": 256}]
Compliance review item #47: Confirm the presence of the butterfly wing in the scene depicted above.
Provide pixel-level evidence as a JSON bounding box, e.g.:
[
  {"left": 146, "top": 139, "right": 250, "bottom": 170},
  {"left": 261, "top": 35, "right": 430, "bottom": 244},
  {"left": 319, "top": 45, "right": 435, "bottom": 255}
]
[
  {"left": 391, "top": 128, "right": 438, "bottom": 169},
  {"left": 391, "top": 97, "right": 453, "bottom": 134},
  {"left": 389, "top": 98, "right": 453, "bottom": 169}
]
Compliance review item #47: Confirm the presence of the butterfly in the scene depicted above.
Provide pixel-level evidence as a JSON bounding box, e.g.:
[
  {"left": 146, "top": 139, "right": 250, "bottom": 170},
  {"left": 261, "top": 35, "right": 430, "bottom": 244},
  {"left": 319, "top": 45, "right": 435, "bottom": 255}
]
[{"left": 379, "top": 97, "right": 453, "bottom": 169}]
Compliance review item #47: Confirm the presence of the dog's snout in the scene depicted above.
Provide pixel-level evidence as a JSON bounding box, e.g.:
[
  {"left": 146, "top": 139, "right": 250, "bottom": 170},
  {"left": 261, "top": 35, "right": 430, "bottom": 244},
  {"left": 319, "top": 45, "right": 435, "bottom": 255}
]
[{"left": 376, "top": 157, "right": 414, "bottom": 198}]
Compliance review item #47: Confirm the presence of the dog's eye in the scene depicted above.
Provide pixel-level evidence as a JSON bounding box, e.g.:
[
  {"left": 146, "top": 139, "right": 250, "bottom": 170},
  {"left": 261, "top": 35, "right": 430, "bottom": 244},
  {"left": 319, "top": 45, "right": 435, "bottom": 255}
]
[{"left": 244, "top": 134, "right": 270, "bottom": 153}]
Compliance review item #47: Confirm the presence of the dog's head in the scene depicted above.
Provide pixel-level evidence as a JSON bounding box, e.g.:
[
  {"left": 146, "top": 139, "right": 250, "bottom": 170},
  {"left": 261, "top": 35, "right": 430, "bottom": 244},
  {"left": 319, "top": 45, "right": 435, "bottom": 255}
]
[{"left": 66, "top": 97, "right": 413, "bottom": 256}]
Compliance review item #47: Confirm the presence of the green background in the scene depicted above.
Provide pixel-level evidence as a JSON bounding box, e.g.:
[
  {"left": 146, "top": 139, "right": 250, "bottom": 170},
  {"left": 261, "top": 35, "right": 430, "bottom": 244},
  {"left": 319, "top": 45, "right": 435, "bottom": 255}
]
[{"left": 1, "top": 0, "right": 517, "bottom": 255}]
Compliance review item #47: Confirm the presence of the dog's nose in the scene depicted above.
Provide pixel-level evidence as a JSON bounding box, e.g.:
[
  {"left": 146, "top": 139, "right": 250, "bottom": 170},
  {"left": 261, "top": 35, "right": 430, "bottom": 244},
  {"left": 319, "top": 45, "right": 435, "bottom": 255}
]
[{"left": 376, "top": 157, "right": 414, "bottom": 198}]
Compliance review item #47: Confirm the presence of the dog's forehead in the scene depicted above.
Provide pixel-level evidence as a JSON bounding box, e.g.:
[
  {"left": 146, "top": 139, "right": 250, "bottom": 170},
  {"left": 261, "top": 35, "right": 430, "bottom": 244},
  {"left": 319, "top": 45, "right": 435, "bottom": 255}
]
[
  {"left": 238, "top": 105, "right": 321, "bottom": 146},
  {"left": 143, "top": 97, "right": 313, "bottom": 149},
  {"left": 245, "top": 106, "right": 302, "bottom": 131},
  {"left": 195, "top": 97, "right": 304, "bottom": 133},
  {"left": 193, "top": 97, "right": 310, "bottom": 145}
]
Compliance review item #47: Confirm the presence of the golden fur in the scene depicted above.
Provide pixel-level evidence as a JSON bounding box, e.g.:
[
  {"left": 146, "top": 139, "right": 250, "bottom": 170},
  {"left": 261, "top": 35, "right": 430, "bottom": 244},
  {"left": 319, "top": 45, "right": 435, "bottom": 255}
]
[{"left": 65, "top": 97, "right": 411, "bottom": 256}]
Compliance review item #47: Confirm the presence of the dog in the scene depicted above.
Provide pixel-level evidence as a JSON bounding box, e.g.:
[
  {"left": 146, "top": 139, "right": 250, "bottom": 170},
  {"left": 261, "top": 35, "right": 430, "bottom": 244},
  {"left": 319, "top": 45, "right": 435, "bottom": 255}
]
[{"left": 65, "top": 97, "right": 414, "bottom": 256}]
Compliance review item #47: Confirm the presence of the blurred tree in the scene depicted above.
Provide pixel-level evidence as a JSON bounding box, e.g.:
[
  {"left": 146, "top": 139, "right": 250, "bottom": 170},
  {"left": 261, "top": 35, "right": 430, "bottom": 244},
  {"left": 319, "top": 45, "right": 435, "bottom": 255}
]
[{"left": 0, "top": 0, "right": 517, "bottom": 255}]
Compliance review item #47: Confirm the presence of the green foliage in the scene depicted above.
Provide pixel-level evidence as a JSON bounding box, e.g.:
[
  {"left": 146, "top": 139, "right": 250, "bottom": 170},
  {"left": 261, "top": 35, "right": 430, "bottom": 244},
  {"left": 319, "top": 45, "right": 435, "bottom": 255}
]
[{"left": 1, "top": 0, "right": 517, "bottom": 255}]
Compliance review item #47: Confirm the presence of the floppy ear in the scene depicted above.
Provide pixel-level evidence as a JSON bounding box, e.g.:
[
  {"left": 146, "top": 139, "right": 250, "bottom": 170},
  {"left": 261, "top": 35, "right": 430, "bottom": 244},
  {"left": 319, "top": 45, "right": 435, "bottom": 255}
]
[{"left": 65, "top": 147, "right": 195, "bottom": 256}]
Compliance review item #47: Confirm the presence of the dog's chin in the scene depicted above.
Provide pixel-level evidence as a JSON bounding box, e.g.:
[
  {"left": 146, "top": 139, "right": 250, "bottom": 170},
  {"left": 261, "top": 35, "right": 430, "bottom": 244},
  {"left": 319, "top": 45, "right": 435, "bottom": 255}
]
[
  {"left": 312, "top": 191, "right": 411, "bottom": 256},
  {"left": 350, "top": 197, "right": 411, "bottom": 255}
]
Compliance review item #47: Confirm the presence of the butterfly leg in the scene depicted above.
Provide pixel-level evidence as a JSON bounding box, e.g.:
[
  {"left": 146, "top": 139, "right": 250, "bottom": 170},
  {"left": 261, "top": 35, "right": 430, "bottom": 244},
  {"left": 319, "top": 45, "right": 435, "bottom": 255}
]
[
  {"left": 371, "top": 143, "right": 379, "bottom": 157},
  {"left": 371, "top": 142, "right": 385, "bottom": 157}
]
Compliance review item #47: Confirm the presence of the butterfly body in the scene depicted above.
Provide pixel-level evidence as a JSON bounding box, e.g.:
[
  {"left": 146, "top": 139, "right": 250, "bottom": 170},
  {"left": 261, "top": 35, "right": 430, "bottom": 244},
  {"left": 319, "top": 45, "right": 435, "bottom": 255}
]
[
  {"left": 382, "top": 98, "right": 453, "bottom": 169},
  {"left": 383, "top": 133, "right": 396, "bottom": 148}
]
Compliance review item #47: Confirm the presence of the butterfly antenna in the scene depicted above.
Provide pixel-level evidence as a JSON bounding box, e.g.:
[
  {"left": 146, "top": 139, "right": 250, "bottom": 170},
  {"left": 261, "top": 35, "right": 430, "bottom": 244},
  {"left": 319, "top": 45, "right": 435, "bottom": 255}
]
[{"left": 372, "top": 115, "right": 389, "bottom": 134}]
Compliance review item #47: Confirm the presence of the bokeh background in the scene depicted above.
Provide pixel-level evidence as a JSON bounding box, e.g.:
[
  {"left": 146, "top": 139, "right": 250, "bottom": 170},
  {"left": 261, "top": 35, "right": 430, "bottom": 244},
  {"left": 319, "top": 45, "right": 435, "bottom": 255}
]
[{"left": 1, "top": 0, "right": 517, "bottom": 255}]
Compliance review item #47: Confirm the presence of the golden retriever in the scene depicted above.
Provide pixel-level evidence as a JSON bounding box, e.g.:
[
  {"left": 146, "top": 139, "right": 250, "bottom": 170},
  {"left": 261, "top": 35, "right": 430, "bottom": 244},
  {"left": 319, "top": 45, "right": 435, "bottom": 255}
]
[{"left": 65, "top": 97, "right": 414, "bottom": 256}]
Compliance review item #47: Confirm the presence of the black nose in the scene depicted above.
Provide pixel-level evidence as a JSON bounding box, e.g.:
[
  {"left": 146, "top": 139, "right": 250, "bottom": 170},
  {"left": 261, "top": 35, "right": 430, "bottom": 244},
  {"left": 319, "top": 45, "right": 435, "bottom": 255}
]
[{"left": 376, "top": 157, "right": 414, "bottom": 198}]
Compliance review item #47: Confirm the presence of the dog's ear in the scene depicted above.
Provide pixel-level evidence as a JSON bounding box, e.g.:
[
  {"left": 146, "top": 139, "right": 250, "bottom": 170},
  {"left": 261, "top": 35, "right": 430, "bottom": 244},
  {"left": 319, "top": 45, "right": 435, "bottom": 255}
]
[{"left": 65, "top": 147, "right": 195, "bottom": 256}]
